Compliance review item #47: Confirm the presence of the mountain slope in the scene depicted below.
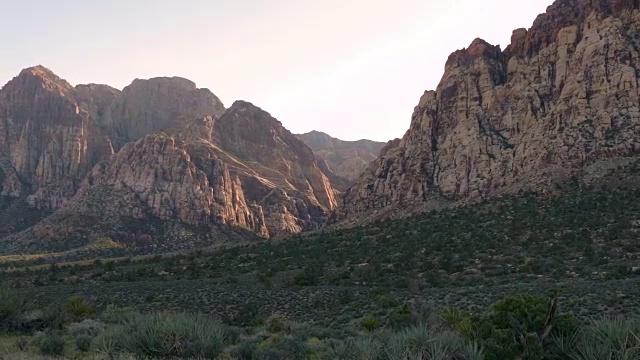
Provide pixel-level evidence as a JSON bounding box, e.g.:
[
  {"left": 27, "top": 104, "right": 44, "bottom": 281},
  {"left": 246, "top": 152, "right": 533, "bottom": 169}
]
[
  {"left": 0, "top": 66, "right": 114, "bottom": 210},
  {"left": 338, "top": 0, "right": 640, "bottom": 222},
  {"left": 4, "top": 114, "right": 338, "bottom": 254},
  {"left": 296, "top": 131, "right": 385, "bottom": 182},
  {"left": 0, "top": 67, "right": 340, "bottom": 253}
]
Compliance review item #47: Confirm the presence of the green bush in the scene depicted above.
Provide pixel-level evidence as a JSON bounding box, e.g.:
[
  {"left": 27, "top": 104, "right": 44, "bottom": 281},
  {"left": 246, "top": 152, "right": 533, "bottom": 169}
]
[
  {"left": 266, "top": 315, "right": 289, "bottom": 333},
  {"left": 94, "top": 311, "right": 229, "bottom": 358},
  {"left": 75, "top": 334, "right": 93, "bottom": 352},
  {"left": 361, "top": 315, "right": 379, "bottom": 332},
  {"left": 259, "top": 334, "right": 306, "bottom": 358},
  {"left": 35, "top": 333, "right": 66, "bottom": 356},
  {"left": 42, "top": 303, "right": 73, "bottom": 330},
  {"left": 444, "top": 294, "right": 578, "bottom": 360},
  {"left": 293, "top": 267, "right": 319, "bottom": 286},
  {"left": 100, "top": 304, "right": 135, "bottom": 324},
  {"left": 228, "top": 338, "right": 259, "bottom": 360},
  {"left": 68, "top": 319, "right": 103, "bottom": 337},
  {"left": 67, "top": 296, "right": 95, "bottom": 318},
  {"left": 0, "top": 290, "right": 32, "bottom": 332},
  {"left": 348, "top": 336, "right": 380, "bottom": 360}
]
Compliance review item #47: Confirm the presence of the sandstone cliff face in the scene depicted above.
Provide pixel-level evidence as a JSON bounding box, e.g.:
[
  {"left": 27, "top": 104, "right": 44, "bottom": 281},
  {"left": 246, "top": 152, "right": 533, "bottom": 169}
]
[
  {"left": 76, "top": 102, "right": 338, "bottom": 239},
  {"left": 0, "top": 67, "right": 339, "bottom": 250},
  {"left": 296, "top": 131, "right": 386, "bottom": 182},
  {"left": 339, "top": 0, "right": 640, "bottom": 221},
  {"left": 216, "top": 102, "right": 338, "bottom": 211},
  {"left": 75, "top": 83, "right": 121, "bottom": 119},
  {"left": 0, "top": 66, "right": 114, "bottom": 209},
  {"left": 101, "top": 77, "right": 226, "bottom": 150}
]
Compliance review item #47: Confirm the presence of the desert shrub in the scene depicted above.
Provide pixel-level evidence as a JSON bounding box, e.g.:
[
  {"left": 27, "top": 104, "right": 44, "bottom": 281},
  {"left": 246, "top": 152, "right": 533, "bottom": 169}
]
[
  {"left": 361, "top": 315, "right": 379, "bottom": 332},
  {"left": 266, "top": 315, "right": 289, "bottom": 333},
  {"left": 95, "top": 311, "right": 229, "bottom": 358},
  {"left": 289, "top": 321, "right": 339, "bottom": 340},
  {"left": 69, "top": 319, "right": 103, "bottom": 337},
  {"left": 253, "top": 334, "right": 307, "bottom": 360},
  {"left": 380, "top": 324, "right": 483, "bottom": 360},
  {"left": 227, "top": 301, "right": 265, "bottom": 327},
  {"left": 14, "top": 337, "right": 29, "bottom": 351},
  {"left": 42, "top": 302, "right": 73, "bottom": 330},
  {"left": 93, "top": 325, "right": 127, "bottom": 355},
  {"left": 34, "top": 333, "right": 66, "bottom": 356},
  {"left": 67, "top": 296, "right": 95, "bottom": 318},
  {"left": 323, "top": 338, "right": 351, "bottom": 359},
  {"left": 0, "top": 290, "right": 32, "bottom": 332},
  {"left": 348, "top": 336, "right": 381, "bottom": 360},
  {"left": 75, "top": 334, "right": 93, "bottom": 352},
  {"left": 228, "top": 338, "right": 259, "bottom": 360},
  {"left": 100, "top": 304, "right": 135, "bottom": 324},
  {"left": 293, "top": 267, "right": 318, "bottom": 286},
  {"left": 385, "top": 303, "right": 414, "bottom": 329},
  {"left": 444, "top": 294, "right": 577, "bottom": 360},
  {"left": 337, "top": 288, "right": 354, "bottom": 304}
]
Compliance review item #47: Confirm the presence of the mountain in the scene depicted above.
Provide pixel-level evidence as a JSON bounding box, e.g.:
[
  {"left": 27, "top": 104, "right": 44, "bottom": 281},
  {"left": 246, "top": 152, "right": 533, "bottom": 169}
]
[
  {"left": 337, "top": 0, "right": 640, "bottom": 222},
  {"left": 0, "top": 67, "right": 338, "bottom": 254},
  {"left": 101, "top": 77, "right": 226, "bottom": 151},
  {"left": 296, "top": 131, "right": 386, "bottom": 182},
  {"left": 0, "top": 66, "right": 114, "bottom": 210}
]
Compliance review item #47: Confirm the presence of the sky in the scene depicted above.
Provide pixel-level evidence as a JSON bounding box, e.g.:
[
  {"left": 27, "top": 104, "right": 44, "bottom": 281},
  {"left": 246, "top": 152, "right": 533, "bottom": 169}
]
[{"left": 1, "top": 0, "right": 554, "bottom": 142}]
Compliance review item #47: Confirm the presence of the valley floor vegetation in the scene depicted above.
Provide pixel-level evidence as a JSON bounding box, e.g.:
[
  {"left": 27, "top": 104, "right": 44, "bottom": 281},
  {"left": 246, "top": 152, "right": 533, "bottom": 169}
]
[
  {"left": 0, "top": 162, "right": 639, "bottom": 359},
  {"left": 1, "top": 290, "right": 639, "bottom": 359}
]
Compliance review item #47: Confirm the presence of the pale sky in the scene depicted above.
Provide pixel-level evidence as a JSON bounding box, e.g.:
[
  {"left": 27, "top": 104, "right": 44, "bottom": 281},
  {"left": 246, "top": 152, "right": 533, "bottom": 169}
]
[{"left": 1, "top": 0, "right": 553, "bottom": 141}]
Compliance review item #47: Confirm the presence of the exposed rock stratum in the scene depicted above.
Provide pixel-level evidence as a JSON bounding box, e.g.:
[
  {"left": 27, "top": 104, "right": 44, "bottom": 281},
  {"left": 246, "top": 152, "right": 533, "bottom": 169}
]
[{"left": 338, "top": 0, "right": 640, "bottom": 222}]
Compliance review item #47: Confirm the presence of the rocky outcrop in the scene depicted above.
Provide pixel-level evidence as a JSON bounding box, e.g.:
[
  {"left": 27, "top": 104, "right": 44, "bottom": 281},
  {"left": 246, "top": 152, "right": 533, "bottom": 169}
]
[
  {"left": 339, "top": 0, "right": 640, "bottom": 221},
  {"left": 216, "top": 102, "right": 338, "bottom": 211},
  {"left": 75, "top": 83, "right": 121, "bottom": 119},
  {"left": 73, "top": 102, "right": 338, "bottom": 239},
  {"left": 101, "top": 77, "right": 225, "bottom": 150},
  {"left": 0, "top": 66, "right": 114, "bottom": 209},
  {"left": 296, "top": 131, "right": 386, "bottom": 182}
]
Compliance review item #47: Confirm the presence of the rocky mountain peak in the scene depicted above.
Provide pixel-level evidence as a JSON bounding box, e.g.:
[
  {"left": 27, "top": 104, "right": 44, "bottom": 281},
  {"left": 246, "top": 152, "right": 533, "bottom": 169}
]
[
  {"left": 505, "top": 0, "right": 640, "bottom": 58},
  {"left": 216, "top": 100, "right": 316, "bottom": 165},
  {"left": 0, "top": 66, "right": 114, "bottom": 209},
  {"left": 101, "top": 76, "right": 226, "bottom": 150},
  {"left": 3, "top": 65, "right": 75, "bottom": 100},
  {"left": 445, "top": 38, "right": 503, "bottom": 68}
]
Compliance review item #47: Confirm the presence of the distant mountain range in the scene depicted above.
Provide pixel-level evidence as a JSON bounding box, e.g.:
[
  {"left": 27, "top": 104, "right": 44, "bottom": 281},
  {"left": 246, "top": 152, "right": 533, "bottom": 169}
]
[{"left": 0, "top": 67, "right": 349, "bottom": 254}]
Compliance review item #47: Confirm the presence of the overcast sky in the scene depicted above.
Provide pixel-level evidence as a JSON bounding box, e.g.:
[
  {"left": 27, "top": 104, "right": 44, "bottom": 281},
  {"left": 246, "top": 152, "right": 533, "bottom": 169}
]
[{"left": 1, "top": 0, "right": 553, "bottom": 141}]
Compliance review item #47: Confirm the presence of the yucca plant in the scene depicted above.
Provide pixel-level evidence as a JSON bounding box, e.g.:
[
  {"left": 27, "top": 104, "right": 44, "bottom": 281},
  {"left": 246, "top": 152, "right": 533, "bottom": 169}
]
[
  {"left": 349, "top": 336, "right": 382, "bottom": 360},
  {"left": 94, "top": 311, "right": 229, "bottom": 359},
  {"left": 382, "top": 324, "right": 484, "bottom": 360},
  {"left": 554, "top": 317, "right": 640, "bottom": 360}
]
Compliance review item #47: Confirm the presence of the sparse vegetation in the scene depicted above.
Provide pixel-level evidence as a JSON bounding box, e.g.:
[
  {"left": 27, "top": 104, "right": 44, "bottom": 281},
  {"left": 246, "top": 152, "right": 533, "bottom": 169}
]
[{"left": 0, "top": 162, "right": 639, "bottom": 358}]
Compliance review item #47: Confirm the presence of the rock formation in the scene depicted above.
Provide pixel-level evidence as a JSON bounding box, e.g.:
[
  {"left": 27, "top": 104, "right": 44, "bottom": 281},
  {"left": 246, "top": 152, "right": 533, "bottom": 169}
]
[
  {"left": 75, "top": 83, "right": 121, "bottom": 120},
  {"left": 101, "top": 77, "right": 226, "bottom": 151},
  {"left": 296, "top": 131, "right": 385, "bottom": 182},
  {"left": 0, "top": 66, "right": 114, "bottom": 209},
  {"left": 43, "top": 103, "right": 337, "bottom": 245},
  {"left": 0, "top": 66, "right": 340, "bottom": 252},
  {"left": 338, "top": 0, "right": 640, "bottom": 221}
]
